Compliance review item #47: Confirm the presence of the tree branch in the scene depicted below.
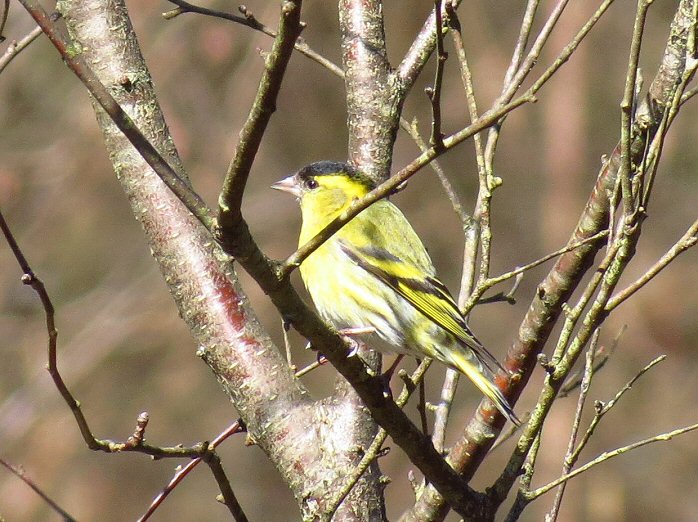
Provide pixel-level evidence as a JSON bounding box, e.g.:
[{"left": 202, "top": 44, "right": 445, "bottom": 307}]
[
  {"left": 526, "top": 423, "right": 698, "bottom": 500},
  {"left": 0, "top": 24, "right": 42, "bottom": 74},
  {"left": 217, "top": 0, "right": 303, "bottom": 215},
  {"left": 0, "top": 457, "right": 77, "bottom": 522}
]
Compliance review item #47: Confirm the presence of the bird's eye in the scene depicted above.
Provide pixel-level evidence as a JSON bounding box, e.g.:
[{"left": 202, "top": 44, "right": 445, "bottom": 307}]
[{"left": 305, "top": 178, "right": 319, "bottom": 190}]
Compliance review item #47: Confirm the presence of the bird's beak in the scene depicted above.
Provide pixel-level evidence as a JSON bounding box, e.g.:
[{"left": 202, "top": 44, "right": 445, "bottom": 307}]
[{"left": 271, "top": 175, "right": 301, "bottom": 197}]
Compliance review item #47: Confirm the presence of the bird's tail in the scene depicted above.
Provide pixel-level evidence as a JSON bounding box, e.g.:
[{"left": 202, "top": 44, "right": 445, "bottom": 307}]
[{"left": 445, "top": 348, "right": 520, "bottom": 426}]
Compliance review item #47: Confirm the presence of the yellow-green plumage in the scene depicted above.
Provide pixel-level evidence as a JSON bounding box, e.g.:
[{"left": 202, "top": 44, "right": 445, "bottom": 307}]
[{"left": 273, "top": 161, "right": 519, "bottom": 425}]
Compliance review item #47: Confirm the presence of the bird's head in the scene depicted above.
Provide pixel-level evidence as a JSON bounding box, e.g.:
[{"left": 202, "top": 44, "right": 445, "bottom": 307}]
[{"left": 272, "top": 161, "right": 375, "bottom": 220}]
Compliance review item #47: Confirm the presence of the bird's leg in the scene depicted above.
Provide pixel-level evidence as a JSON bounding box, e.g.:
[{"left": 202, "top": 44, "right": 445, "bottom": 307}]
[
  {"left": 338, "top": 326, "right": 376, "bottom": 357},
  {"left": 304, "top": 325, "right": 376, "bottom": 362},
  {"left": 339, "top": 325, "right": 377, "bottom": 337},
  {"left": 374, "top": 354, "right": 405, "bottom": 399}
]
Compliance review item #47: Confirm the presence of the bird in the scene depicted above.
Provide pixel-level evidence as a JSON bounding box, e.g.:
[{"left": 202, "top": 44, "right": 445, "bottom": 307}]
[{"left": 272, "top": 160, "right": 519, "bottom": 425}]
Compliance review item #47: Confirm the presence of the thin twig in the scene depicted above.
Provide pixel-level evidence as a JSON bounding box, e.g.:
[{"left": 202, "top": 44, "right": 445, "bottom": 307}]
[
  {"left": 138, "top": 421, "right": 246, "bottom": 522},
  {"left": 497, "top": 0, "right": 571, "bottom": 105},
  {"left": 0, "top": 25, "right": 43, "bottom": 74},
  {"left": 641, "top": 54, "right": 698, "bottom": 210},
  {"left": 619, "top": 0, "right": 652, "bottom": 218},
  {"left": 606, "top": 219, "right": 698, "bottom": 311},
  {"left": 531, "top": 0, "right": 618, "bottom": 96},
  {"left": 404, "top": 118, "right": 470, "bottom": 226},
  {"left": 165, "top": 1, "right": 344, "bottom": 77},
  {"left": 447, "top": 2, "right": 487, "bottom": 181},
  {"left": 203, "top": 452, "right": 249, "bottom": 522},
  {"left": 462, "top": 231, "right": 609, "bottom": 312},
  {"left": 396, "top": 0, "right": 463, "bottom": 89},
  {"left": 431, "top": 369, "right": 459, "bottom": 454},
  {"left": 503, "top": 0, "right": 541, "bottom": 88},
  {"left": 545, "top": 331, "right": 598, "bottom": 522},
  {"left": 559, "top": 325, "right": 626, "bottom": 398},
  {"left": 217, "top": 0, "right": 304, "bottom": 215},
  {"left": 2, "top": 202, "right": 246, "bottom": 520},
  {"left": 484, "top": 0, "right": 570, "bottom": 179},
  {"left": 427, "top": 0, "right": 446, "bottom": 149},
  {"left": 503, "top": 432, "right": 541, "bottom": 521},
  {"left": 0, "top": 0, "right": 8, "bottom": 42},
  {"left": 568, "top": 355, "right": 667, "bottom": 466},
  {"left": 0, "top": 457, "right": 77, "bottom": 522},
  {"left": 526, "top": 422, "right": 698, "bottom": 500}
]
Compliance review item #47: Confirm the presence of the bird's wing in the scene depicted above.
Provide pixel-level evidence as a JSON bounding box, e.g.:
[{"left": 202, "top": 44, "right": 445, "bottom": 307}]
[{"left": 338, "top": 240, "right": 505, "bottom": 376}]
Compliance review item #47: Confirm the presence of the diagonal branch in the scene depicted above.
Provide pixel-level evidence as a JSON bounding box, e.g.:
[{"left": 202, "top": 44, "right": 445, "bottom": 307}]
[
  {"left": 526, "top": 422, "right": 698, "bottom": 500},
  {"left": 0, "top": 457, "right": 77, "bottom": 522},
  {"left": 0, "top": 24, "right": 43, "bottom": 74},
  {"left": 217, "top": 0, "right": 303, "bottom": 215},
  {"left": 606, "top": 219, "right": 698, "bottom": 311},
  {"left": 19, "top": 0, "right": 213, "bottom": 230}
]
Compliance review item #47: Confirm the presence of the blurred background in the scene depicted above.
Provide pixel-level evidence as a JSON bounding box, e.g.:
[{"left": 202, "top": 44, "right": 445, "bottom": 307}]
[{"left": 1, "top": 1, "right": 697, "bottom": 520}]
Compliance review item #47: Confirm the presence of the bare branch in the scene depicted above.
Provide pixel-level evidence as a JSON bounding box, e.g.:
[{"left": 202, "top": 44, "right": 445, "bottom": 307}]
[
  {"left": 545, "top": 332, "right": 599, "bottom": 522},
  {"left": 464, "top": 231, "right": 610, "bottom": 311},
  {"left": 403, "top": 118, "right": 470, "bottom": 226},
  {"left": 559, "top": 325, "right": 626, "bottom": 398},
  {"left": 396, "top": 0, "right": 463, "bottom": 88},
  {"left": 447, "top": 2, "right": 487, "bottom": 180},
  {"left": 619, "top": 0, "right": 653, "bottom": 218},
  {"left": 0, "top": 457, "right": 77, "bottom": 522},
  {"left": 164, "top": 1, "right": 343, "bottom": 77},
  {"left": 0, "top": 0, "right": 8, "bottom": 41},
  {"left": 139, "top": 421, "right": 245, "bottom": 522},
  {"left": 217, "top": 0, "right": 303, "bottom": 216},
  {"left": 569, "top": 355, "right": 667, "bottom": 467},
  {"left": 203, "top": 452, "right": 249, "bottom": 522},
  {"left": 19, "top": 0, "right": 213, "bottom": 230},
  {"left": 503, "top": 0, "right": 541, "bottom": 87},
  {"left": 606, "top": 219, "right": 698, "bottom": 310},
  {"left": 0, "top": 25, "right": 42, "bottom": 74},
  {"left": 427, "top": 0, "right": 446, "bottom": 149},
  {"left": 527, "top": 423, "right": 698, "bottom": 500}
]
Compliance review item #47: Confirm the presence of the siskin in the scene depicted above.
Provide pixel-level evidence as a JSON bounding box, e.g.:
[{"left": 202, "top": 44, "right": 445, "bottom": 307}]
[{"left": 273, "top": 161, "right": 519, "bottom": 425}]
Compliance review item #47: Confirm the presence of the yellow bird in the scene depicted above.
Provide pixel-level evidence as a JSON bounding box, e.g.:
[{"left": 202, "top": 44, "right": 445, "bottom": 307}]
[{"left": 273, "top": 161, "right": 519, "bottom": 425}]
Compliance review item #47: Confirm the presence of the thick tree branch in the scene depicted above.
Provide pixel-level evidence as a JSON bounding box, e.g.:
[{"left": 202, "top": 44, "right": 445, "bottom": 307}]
[
  {"left": 19, "top": 0, "right": 213, "bottom": 230},
  {"left": 339, "top": 0, "right": 397, "bottom": 179}
]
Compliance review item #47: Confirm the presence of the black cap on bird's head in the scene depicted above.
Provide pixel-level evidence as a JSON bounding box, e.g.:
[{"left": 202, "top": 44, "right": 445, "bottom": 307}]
[
  {"left": 297, "top": 161, "right": 375, "bottom": 188},
  {"left": 271, "top": 161, "right": 376, "bottom": 197}
]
